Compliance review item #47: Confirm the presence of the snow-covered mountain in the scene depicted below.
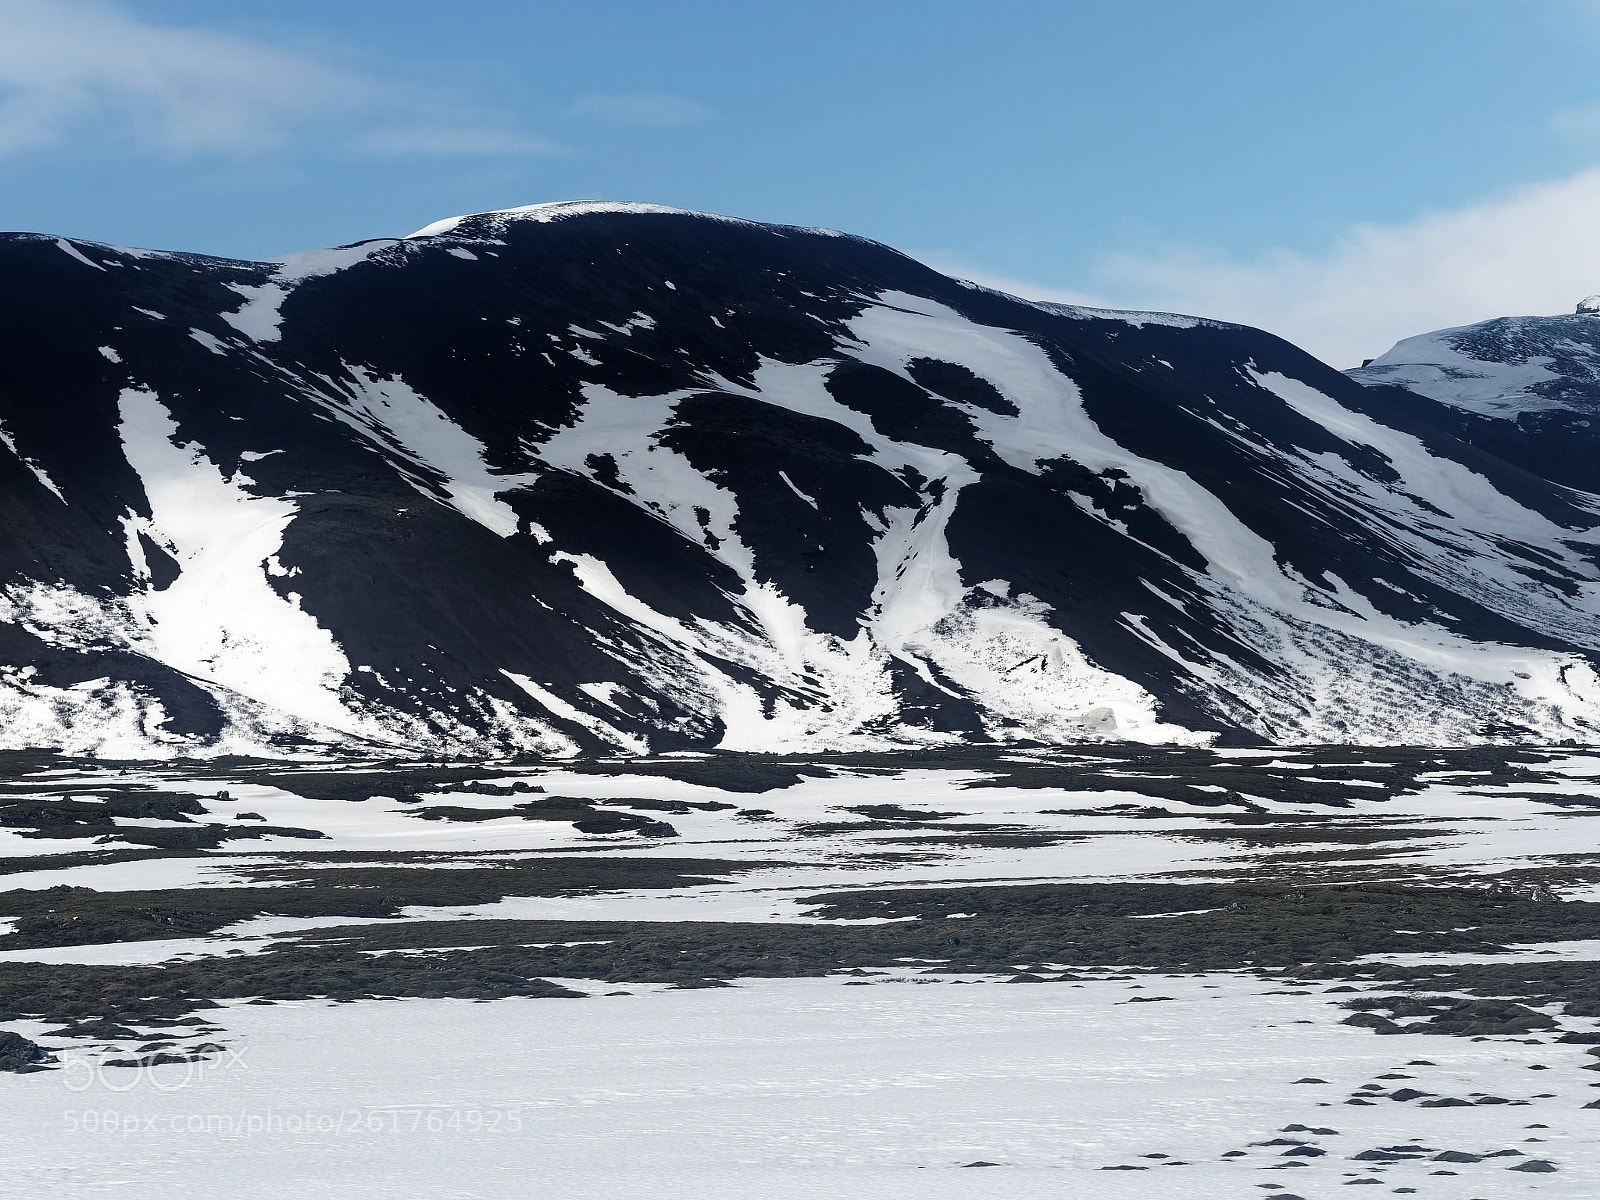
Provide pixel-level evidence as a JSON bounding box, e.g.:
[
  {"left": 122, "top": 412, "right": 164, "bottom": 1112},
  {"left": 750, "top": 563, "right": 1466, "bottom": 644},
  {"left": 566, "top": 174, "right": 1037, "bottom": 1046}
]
[
  {"left": 4, "top": 200, "right": 1600, "bottom": 757},
  {"left": 1348, "top": 300, "right": 1600, "bottom": 494}
]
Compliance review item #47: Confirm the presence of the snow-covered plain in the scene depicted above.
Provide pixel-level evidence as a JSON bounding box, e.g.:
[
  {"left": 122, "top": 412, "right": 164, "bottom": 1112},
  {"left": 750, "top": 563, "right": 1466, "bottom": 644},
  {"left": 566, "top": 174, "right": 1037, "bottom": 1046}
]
[
  {"left": 12, "top": 974, "right": 1600, "bottom": 1200},
  {"left": 1, "top": 750, "right": 1599, "bottom": 1196}
]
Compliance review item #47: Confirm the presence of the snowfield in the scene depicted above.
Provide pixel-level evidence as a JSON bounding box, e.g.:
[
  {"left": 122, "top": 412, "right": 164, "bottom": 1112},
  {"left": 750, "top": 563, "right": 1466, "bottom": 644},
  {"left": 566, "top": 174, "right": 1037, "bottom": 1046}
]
[{"left": 14, "top": 975, "right": 1600, "bottom": 1199}]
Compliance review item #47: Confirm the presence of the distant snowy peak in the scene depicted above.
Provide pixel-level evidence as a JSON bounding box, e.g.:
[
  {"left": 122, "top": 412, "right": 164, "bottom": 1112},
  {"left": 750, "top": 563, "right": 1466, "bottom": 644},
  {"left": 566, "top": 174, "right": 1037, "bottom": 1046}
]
[
  {"left": 406, "top": 199, "right": 856, "bottom": 244},
  {"left": 1348, "top": 305, "right": 1600, "bottom": 419}
]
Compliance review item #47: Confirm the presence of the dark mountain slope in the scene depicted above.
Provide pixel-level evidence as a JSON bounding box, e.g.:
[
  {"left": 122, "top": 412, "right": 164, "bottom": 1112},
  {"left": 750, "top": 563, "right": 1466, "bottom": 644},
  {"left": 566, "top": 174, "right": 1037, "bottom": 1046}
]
[{"left": 0, "top": 202, "right": 1597, "bottom": 757}]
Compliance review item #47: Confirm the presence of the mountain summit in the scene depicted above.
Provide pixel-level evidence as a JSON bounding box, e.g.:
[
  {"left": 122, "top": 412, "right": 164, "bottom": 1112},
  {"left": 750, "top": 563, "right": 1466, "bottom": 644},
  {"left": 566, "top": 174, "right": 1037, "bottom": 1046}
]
[{"left": 3, "top": 201, "right": 1600, "bottom": 756}]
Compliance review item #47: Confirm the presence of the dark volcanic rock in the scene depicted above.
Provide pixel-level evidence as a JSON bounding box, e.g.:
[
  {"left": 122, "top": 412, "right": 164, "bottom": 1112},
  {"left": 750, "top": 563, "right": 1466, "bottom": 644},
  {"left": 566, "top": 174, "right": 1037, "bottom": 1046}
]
[{"left": 0, "top": 1030, "right": 53, "bottom": 1072}]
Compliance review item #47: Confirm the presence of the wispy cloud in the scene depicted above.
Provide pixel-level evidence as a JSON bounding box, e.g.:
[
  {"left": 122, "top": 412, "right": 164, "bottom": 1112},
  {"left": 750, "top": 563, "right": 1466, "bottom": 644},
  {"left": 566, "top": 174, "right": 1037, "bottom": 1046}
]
[
  {"left": 566, "top": 92, "right": 716, "bottom": 127},
  {"left": 354, "top": 126, "right": 559, "bottom": 159},
  {"left": 937, "top": 169, "right": 1600, "bottom": 369},
  {"left": 0, "top": 0, "right": 549, "bottom": 159},
  {"left": 1550, "top": 101, "right": 1600, "bottom": 145},
  {"left": 913, "top": 255, "right": 1108, "bottom": 310}
]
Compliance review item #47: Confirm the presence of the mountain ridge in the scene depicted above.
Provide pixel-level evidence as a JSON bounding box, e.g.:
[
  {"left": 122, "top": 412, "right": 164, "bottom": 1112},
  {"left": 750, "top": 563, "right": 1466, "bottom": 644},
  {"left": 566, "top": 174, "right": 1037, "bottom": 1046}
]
[{"left": 2, "top": 202, "right": 1599, "bottom": 757}]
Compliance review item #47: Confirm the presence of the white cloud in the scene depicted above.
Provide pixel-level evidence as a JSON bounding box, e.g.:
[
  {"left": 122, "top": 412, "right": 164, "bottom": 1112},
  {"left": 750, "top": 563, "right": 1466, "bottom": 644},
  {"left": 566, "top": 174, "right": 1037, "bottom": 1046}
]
[
  {"left": 914, "top": 257, "right": 1108, "bottom": 311},
  {"left": 567, "top": 92, "right": 715, "bottom": 126},
  {"left": 934, "top": 169, "right": 1600, "bottom": 369},
  {"left": 0, "top": 0, "right": 547, "bottom": 159}
]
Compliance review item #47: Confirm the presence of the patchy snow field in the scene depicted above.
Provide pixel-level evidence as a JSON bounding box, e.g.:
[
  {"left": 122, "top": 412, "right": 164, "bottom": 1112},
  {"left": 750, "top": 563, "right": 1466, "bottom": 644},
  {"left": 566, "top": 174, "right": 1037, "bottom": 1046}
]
[{"left": 2, "top": 746, "right": 1600, "bottom": 1196}]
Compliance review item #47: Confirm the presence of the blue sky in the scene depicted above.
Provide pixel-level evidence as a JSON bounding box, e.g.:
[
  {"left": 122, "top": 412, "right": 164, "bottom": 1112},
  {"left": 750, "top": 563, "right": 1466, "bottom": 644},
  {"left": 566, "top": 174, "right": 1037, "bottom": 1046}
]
[{"left": 4, "top": 0, "right": 1600, "bottom": 364}]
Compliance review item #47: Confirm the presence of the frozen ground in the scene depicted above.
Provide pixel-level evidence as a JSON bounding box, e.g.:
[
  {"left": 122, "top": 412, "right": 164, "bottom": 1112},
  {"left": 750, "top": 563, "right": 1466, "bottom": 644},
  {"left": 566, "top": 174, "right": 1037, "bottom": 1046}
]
[
  {"left": 10, "top": 974, "right": 1600, "bottom": 1199},
  {"left": 3, "top": 746, "right": 1600, "bottom": 1196}
]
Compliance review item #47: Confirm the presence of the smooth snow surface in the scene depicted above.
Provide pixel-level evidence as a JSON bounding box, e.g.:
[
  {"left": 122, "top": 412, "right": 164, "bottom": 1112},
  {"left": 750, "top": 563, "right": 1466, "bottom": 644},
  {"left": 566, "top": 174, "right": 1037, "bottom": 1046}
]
[{"left": 9, "top": 978, "right": 1600, "bottom": 1199}]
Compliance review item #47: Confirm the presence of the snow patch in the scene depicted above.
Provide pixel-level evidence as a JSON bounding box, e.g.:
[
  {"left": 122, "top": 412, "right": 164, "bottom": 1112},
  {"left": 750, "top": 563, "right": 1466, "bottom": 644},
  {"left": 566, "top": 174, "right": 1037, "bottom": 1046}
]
[
  {"left": 777, "top": 470, "right": 818, "bottom": 508},
  {"left": 1354, "top": 327, "right": 1568, "bottom": 417},
  {"left": 54, "top": 239, "right": 103, "bottom": 271},
  {"left": 222, "top": 242, "right": 401, "bottom": 343},
  {"left": 0, "top": 666, "right": 179, "bottom": 758},
  {"left": 498, "top": 670, "right": 645, "bottom": 753},
  {"left": 188, "top": 329, "right": 227, "bottom": 355},
  {"left": 308, "top": 366, "right": 537, "bottom": 538},
  {"left": 116, "top": 387, "right": 361, "bottom": 734},
  {"left": 0, "top": 421, "right": 64, "bottom": 500}
]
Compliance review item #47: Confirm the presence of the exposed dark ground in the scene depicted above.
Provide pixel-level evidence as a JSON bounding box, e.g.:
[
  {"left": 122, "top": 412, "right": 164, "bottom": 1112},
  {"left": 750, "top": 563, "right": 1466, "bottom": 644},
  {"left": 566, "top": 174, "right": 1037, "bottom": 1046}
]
[{"left": 1, "top": 744, "right": 1599, "bottom": 1069}]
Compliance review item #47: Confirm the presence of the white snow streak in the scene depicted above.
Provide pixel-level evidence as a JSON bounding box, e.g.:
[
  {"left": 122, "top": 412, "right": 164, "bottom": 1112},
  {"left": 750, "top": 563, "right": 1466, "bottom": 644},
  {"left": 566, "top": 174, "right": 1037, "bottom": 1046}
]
[
  {"left": 498, "top": 670, "right": 644, "bottom": 753},
  {"left": 222, "top": 242, "right": 400, "bottom": 343},
  {"left": 116, "top": 387, "right": 359, "bottom": 733},
  {"left": 54, "top": 239, "right": 103, "bottom": 270},
  {"left": 0, "top": 421, "right": 64, "bottom": 500},
  {"left": 312, "top": 366, "right": 535, "bottom": 537}
]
